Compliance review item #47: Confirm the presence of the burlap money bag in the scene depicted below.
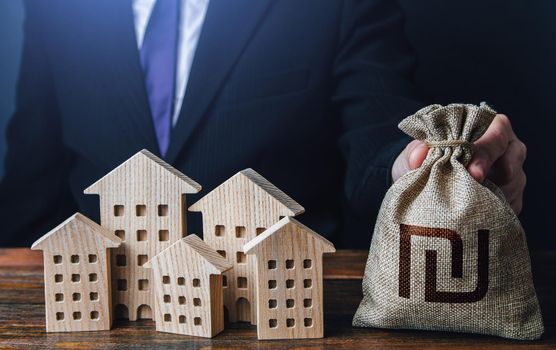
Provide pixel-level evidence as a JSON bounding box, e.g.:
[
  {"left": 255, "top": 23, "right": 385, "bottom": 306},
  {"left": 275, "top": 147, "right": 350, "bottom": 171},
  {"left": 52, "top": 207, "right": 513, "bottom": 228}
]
[{"left": 353, "top": 103, "right": 544, "bottom": 340}]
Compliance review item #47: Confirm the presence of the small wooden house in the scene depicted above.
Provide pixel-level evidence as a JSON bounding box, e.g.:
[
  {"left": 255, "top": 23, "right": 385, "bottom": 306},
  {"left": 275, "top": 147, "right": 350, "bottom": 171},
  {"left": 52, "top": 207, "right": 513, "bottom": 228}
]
[
  {"left": 31, "top": 213, "right": 122, "bottom": 332},
  {"left": 243, "top": 216, "right": 335, "bottom": 340},
  {"left": 189, "top": 169, "right": 304, "bottom": 324},
  {"left": 84, "top": 149, "right": 201, "bottom": 321},
  {"left": 144, "top": 234, "right": 232, "bottom": 338}
]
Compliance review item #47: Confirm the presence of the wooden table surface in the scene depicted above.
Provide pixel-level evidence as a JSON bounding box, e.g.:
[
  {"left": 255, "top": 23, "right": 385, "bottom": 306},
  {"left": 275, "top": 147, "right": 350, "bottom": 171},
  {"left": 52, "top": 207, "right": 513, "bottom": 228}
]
[{"left": 0, "top": 248, "right": 554, "bottom": 349}]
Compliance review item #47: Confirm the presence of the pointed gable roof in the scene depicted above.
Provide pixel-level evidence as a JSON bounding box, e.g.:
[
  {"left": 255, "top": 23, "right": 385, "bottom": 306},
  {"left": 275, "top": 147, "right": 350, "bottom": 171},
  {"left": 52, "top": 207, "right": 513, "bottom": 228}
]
[
  {"left": 84, "top": 149, "right": 202, "bottom": 195},
  {"left": 31, "top": 213, "right": 121, "bottom": 251},
  {"left": 188, "top": 168, "right": 304, "bottom": 216},
  {"left": 144, "top": 234, "right": 232, "bottom": 274},
  {"left": 243, "top": 216, "right": 335, "bottom": 254}
]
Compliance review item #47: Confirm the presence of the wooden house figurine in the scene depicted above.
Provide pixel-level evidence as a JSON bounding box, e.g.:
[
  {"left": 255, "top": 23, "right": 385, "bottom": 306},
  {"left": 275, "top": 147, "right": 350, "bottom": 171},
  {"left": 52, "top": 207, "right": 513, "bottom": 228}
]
[
  {"left": 84, "top": 149, "right": 202, "bottom": 321},
  {"left": 189, "top": 169, "right": 304, "bottom": 324},
  {"left": 144, "top": 234, "right": 232, "bottom": 338},
  {"left": 31, "top": 213, "right": 122, "bottom": 332},
  {"left": 243, "top": 216, "right": 335, "bottom": 340}
]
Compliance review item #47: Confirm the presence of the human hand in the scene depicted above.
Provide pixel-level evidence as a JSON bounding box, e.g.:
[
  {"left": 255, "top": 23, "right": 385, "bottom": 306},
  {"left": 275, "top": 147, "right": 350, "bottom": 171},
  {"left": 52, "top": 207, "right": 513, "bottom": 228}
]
[{"left": 391, "top": 114, "right": 527, "bottom": 214}]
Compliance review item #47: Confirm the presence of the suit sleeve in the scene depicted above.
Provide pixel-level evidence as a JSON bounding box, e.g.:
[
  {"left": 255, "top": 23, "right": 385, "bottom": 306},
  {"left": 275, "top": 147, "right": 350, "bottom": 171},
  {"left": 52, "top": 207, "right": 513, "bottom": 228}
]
[
  {"left": 0, "top": 2, "right": 75, "bottom": 246},
  {"left": 333, "top": 0, "right": 428, "bottom": 220}
]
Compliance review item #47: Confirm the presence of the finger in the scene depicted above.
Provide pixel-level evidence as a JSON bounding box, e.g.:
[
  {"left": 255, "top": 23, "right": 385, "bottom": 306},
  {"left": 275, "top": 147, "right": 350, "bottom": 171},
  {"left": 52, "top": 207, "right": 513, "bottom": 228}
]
[
  {"left": 391, "top": 140, "right": 427, "bottom": 182},
  {"left": 407, "top": 140, "right": 428, "bottom": 170},
  {"left": 498, "top": 170, "right": 526, "bottom": 213},
  {"left": 467, "top": 114, "right": 513, "bottom": 182},
  {"left": 487, "top": 139, "right": 527, "bottom": 186}
]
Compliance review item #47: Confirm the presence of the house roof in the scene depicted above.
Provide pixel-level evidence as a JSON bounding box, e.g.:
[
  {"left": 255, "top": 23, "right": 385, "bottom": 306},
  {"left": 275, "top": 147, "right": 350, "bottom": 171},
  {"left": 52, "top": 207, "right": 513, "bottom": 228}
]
[
  {"left": 84, "top": 149, "right": 202, "bottom": 194},
  {"left": 144, "top": 234, "right": 232, "bottom": 274},
  {"left": 31, "top": 213, "right": 122, "bottom": 251},
  {"left": 243, "top": 216, "right": 335, "bottom": 254},
  {"left": 188, "top": 168, "right": 304, "bottom": 215}
]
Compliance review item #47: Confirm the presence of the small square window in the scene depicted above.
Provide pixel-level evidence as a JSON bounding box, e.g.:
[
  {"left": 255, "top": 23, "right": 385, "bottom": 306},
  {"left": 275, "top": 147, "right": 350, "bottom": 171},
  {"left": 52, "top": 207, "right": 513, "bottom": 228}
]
[
  {"left": 53, "top": 255, "right": 62, "bottom": 264},
  {"left": 286, "top": 279, "right": 294, "bottom": 289},
  {"left": 286, "top": 318, "right": 295, "bottom": 328},
  {"left": 71, "top": 255, "right": 80, "bottom": 264},
  {"left": 217, "top": 250, "right": 226, "bottom": 258},
  {"left": 267, "top": 260, "right": 277, "bottom": 270},
  {"left": 136, "top": 205, "right": 146, "bottom": 216},
  {"left": 268, "top": 280, "right": 277, "bottom": 289},
  {"left": 236, "top": 251, "right": 246, "bottom": 264},
  {"left": 215, "top": 225, "right": 225, "bottom": 237},
  {"left": 223, "top": 275, "right": 228, "bottom": 287},
  {"left": 303, "top": 298, "right": 312, "bottom": 308},
  {"left": 114, "top": 205, "right": 124, "bottom": 217},
  {"left": 158, "top": 230, "right": 169, "bottom": 241},
  {"left": 194, "top": 317, "right": 201, "bottom": 326},
  {"left": 115, "top": 230, "right": 125, "bottom": 241},
  {"left": 235, "top": 226, "right": 246, "bottom": 238},
  {"left": 158, "top": 204, "right": 168, "bottom": 216},
  {"left": 179, "top": 315, "right": 186, "bottom": 324},
  {"left": 73, "top": 312, "right": 82, "bottom": 320},
  {"left": 285, "top": 259, "right": 294, "bottom": 269},
  {"left": 164, "top": 314, "right": 172, "bottom": 322},
  {"left": 269, "top": 319, "right": 277, "bottom": 328},
  {"left": 237, "top": 277, "right": 247, "bottom": 289},
  {"left": 178, "top": 296, "right": 186, "bottom": 305},
  {"left": 192, "top": 278, "right": 200, "bottom": 287},
  {"left": 177, "top": 277, "right": 185, "bottom": 285},
  {"left": 303, "top": 259, "right": 312, "bottom": 269},
  {"left": 304, "top": 279, "right": 312, "bottom": 288},
  {"left": 54, "top": 274, "right": 63, "bottom": 283},
  {"left": 90, "top": 292, "right": 99, "bottom": 301},
  {"left": 138, "top": 279, "right": 149, "bottom": 291},
  {"left": 72, "top": 292, "right": 81, "bottom": 302},
  {"left": 193, "top": 298, "right": 201, "bottom": 306},
  {"left": 90, "top": 311, "right": 99, "bottom": 320},
  {"left": 256, "top": 227, "right": 266, "bottom": 236},
  {"left": 137, "top": 255, "right": 148, "bottom": 266},
  {"left": 162, "top": 276, "right": 170, "bottom": 284},
  {"left": 117, "top": 279, "right": 127, "bottom": 291},
  {"left": 163, "top": 295, "right": 171, "bottom": 303},
  {"left": 116, "top": 254, "right": 126, "bottom": 266},
  {"left": 286, "top": 299, "right": 294, "bottom": 308},
  {"left": 55, "top": 293, "right": 64, "bottom": 302},
  {"left": 305, "top": 318, "right": 313, "bottom": 327},
  {"left": 88, "top": 254, "right": 98, "bottom": 263},
  {"left": 56, "top": 312, "right": 64, "bottom": 321},
  {"left": 136, "top": 230, "right": 147, "bottom": 241},
  {"left": 71, "top": 274, "right": 80, "bottom": 283},
  {"left": 89, "top": 273, "right": 98, "bottom": 282},
  {"left": 268, "top": 299, "right": 277, "bottom": 309}
]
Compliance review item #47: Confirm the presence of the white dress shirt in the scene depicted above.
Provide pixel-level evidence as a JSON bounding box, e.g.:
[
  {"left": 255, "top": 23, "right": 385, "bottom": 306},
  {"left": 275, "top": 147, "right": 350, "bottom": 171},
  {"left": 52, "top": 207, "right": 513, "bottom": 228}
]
[{"left": 132, "top": 0, "right": 210, "bottom": 126}]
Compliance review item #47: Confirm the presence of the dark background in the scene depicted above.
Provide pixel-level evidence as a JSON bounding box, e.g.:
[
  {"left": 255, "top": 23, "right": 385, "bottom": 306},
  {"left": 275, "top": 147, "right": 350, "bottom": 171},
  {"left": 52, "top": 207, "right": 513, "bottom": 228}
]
[{"left": 0, "top": 1, "right": 554, "bottom": 249}]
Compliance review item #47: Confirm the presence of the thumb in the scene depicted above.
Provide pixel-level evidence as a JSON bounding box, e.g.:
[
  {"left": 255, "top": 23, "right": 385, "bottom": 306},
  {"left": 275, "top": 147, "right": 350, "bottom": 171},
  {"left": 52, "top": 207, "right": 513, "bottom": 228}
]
[{"left": 392, "top": 140, "right": 428, "bottom": 182}]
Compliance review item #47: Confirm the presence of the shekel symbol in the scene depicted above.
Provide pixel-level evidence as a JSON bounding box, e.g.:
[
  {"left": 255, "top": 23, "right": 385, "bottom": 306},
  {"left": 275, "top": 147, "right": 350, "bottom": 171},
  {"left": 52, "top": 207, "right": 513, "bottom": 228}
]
[{"left": 398, "top": 224, "right": 489, "bottom": 303}]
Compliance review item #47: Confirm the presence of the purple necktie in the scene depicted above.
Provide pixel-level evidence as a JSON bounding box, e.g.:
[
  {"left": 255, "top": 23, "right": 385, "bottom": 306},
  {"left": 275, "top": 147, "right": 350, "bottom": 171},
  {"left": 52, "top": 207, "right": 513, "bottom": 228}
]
[{"left": 140, "top": 0, "right": 180, "bottom": 156}]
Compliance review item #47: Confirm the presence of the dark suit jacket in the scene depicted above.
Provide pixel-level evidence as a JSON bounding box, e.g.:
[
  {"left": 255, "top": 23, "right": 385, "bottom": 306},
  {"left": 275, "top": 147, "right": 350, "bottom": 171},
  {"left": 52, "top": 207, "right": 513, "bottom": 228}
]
[{"left": 0, "top": 0, "right": 425, "bottom": 248}]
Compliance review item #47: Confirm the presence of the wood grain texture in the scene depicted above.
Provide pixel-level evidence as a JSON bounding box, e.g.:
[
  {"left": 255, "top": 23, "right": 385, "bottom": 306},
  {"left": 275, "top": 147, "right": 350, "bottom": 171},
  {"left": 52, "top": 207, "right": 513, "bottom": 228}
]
[
  {"left": 0, "top": 248, "right": 554, "bottom": 349},
  {"left": 144, "top": 235, "right": 232, "bottom": 338},
  {"left": 244, "top": 217, "right": 335, "bottom": 339},
  {"left": 30, "top": 213, "right": 121, "bottom": 332},
  {"left": 189, "top": 169, "right": 304, "bottom": 325},
  {"left": 84, "top": 150, "right": 201, "bottom": 321}
]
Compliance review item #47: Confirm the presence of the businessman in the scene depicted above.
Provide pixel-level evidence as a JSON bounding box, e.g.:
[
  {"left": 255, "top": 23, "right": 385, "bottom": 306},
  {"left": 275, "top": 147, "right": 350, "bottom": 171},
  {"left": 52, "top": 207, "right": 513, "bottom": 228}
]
[{"left": 0, "top": 0, "right": 526, "bottom": 248}]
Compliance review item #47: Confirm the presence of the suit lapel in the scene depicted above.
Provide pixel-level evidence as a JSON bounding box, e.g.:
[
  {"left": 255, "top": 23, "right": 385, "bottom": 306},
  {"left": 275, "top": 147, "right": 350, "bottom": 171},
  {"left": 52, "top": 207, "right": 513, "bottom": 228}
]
[
  {"left": 94, "top": 0, "right": 159, "bottom": 154},
  {"left": 165, "top": 0, "right": 274, "bottom": 163}
]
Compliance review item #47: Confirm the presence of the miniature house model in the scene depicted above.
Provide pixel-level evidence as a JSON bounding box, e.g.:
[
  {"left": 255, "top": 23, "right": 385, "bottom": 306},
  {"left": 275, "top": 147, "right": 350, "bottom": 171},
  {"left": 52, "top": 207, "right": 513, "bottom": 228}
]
[
  {"left": 31, "top": 213, "right": 122, "bottom": 332},
  {"left": 144, "top": 234, "right": 232, "bottom": 338},
  {"left": 84, "top": 149, "right": 201, "bottom": 321},
  {"left": 244, "top": 216, "right": 335, "bottom": 340},
  {"left": 189, "top": 169, "right": 304, "bottom": 324}
]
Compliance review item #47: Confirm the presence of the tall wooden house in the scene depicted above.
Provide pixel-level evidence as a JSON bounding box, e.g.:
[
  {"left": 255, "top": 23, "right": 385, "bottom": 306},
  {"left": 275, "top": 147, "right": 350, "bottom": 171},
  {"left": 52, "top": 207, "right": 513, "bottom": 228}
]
[
  {"left": 31, "top": 213, "right": 122, "bottom": 332},
  {"left": 243, "top": 216, "right": 335, "bottom": 340},
  {"left": 189, "top": 169, "right": 304, "bottom": 324},
  {"left": 144, "top": 234, "right": 232, "bottom": 338},
  {"left": 84, "top": 149, "right": 202, "bottom": 321}
]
